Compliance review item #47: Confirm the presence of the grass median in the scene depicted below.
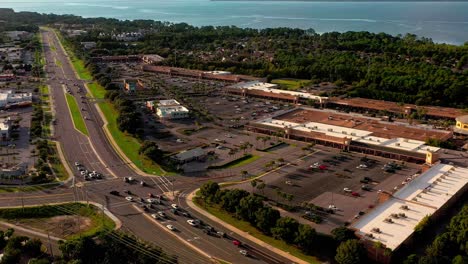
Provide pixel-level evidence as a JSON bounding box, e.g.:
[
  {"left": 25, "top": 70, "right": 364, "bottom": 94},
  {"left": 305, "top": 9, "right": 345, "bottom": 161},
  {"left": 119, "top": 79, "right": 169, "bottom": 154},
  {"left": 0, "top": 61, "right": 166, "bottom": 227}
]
[
  {"left": 193, "top": 197, "right": 319, "bottom": 264},
  {"left": 65, "top": 93, "right": 89, "bottom": 136}
]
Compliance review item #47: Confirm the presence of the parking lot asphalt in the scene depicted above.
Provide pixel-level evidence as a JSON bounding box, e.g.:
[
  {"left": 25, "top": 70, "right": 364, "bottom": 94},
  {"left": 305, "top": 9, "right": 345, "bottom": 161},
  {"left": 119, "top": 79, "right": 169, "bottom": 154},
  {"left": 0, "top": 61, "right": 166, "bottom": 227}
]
[{"left": 232, "top": 144, "right": 421, "bottom": 234}]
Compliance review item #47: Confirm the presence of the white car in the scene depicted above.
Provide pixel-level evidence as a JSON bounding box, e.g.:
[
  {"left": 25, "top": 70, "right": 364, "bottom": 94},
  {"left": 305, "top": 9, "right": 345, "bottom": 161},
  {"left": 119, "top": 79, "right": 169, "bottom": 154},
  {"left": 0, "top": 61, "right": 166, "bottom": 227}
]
[
  {"left": 74, "top": 162, "right": 80, "bottom": 166},
  {"left": 171, "top": 204, "right": 179, "bottom": 210},
  {"left": 343, "top": 188, "right": 352, "bottom": 193},
  {"left": 157, "top": 211, "right": 166, "bottom": 218},
  {"left": 80, "top": 171, "right": 87, "bottom": 176},
  {"left": 328, "top": 204, "right": 337, "bottom": 210},
  {"left": 147, "top": 198, "right": 157, "bottom": 204},
  {"left": 125, "top": 196, "right": 133, "bottom": 202},
  {"left": 166, "top": 225, "right": 176, "bottom": 231},
  {"left": 151, "top": 213, "right": 159, "bottom": 219},
  {"left": 187, "top": 219, "right": 198, "bottom": 226}
]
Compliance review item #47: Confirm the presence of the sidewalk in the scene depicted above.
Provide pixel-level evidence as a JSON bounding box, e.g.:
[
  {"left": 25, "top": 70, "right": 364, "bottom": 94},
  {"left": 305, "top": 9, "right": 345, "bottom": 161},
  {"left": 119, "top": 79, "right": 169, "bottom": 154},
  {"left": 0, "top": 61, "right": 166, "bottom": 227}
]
[{"left": 186, "top": 190, "right": 309, "bottom": 264}]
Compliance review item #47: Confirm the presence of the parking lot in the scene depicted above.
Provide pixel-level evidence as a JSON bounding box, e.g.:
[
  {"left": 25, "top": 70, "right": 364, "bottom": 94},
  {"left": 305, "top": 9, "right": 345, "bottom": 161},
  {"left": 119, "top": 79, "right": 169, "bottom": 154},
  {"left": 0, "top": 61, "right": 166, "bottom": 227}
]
[{"left": 234, "top": 145, "right": 421, "bottom": 234}]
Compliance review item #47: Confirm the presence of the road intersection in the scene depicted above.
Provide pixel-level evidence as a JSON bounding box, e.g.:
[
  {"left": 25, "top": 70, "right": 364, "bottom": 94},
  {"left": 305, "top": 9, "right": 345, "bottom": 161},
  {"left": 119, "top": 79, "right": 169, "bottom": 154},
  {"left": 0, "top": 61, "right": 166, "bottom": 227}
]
[{"left": 0, "top": 28, "right": 295, "bottom": 264}]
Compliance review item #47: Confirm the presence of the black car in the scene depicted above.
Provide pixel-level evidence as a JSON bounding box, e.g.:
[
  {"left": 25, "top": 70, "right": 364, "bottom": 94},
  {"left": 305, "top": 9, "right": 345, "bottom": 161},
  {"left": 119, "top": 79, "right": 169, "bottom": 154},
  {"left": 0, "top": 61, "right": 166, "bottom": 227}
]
[{"left": 110, "top": 190, "right": 119, "bottom": 196}]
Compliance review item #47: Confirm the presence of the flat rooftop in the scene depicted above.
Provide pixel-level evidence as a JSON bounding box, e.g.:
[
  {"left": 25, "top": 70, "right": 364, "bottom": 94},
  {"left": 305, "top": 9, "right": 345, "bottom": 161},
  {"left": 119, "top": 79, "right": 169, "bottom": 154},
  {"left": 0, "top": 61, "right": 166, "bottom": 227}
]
[
  {"left": 227, "top": 81, "right": 328, "bottom": 102},
  {"left": 158, "top": 99, "right": 181, "bottom": 106},
  {"left": 352, "top": 163, "right": 468, "bottom": 250},
  {"left": 330, "top": 97, "right": 464, "bottom": 119},
  {"left": 276, "top": 108, "right": 451, "bottom": 142}
]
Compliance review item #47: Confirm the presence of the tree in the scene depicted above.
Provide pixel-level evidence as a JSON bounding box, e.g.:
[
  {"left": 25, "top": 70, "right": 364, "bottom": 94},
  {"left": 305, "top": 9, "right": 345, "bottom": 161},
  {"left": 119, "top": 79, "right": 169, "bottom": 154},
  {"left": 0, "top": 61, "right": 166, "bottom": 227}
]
[
  {"left": 220, "top": 189, "right": 249, "bottom": 213},
  {"left": 256, "top": 182, "right": 266, "bottom": 196},
  {"left": 403, "top": 254, "right": 419, "bottom": 264},
  {"left": 331, "top": 227, "right": 356, "bottom": 243},
  {"left": 294, "top": 224, "right": 317, "bottom": 254},
  {"left": 255, "top": 207, "right": 280, "bottom": 235},
  {"left": 271, "top": 217, "right": 299, "bottom": 243},
  {"left": 335, "top": 239, "right": 367, "bottom": 264},
  {"left": 199, "top": 181, "right": 220, "bottom": 203},
  {"left": 250, "top": 179, "right": 257, "bottom": 193},
  {"left": 236, "top": 194, "right": 264, "bottom": 223}
]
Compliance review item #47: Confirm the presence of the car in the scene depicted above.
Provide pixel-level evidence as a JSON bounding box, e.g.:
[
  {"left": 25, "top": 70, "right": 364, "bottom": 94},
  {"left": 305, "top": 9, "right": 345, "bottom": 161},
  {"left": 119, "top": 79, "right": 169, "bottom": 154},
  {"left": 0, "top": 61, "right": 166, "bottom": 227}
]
[
  {"left": 74, "top": 162, "right": 80, "bottom": 166},
  {"left": 150, "top": 213, "right": 160, "bottom": 220},
  {"left": 328, "top": 204, "right": 337, "bottom": 210},
  {"left": 216, "top": 231, "right": 226, "bottom": 238},
  {"left": 319, "top": 165, "right": 328, "bottom": 170},
  {"left": 110, "top": 190, "right": 119, "bottom": 196},
  {"left": 146, "top": 198, "right": 158, "bottom": 204},
  {"left": 171, "top": 204, "right": 179, "bottom": 210},
  {"left": 187, "top": 219, "right": 198, "bottom": 226},
  {"left": 351, "top": 192, "right": 360, "bottom": 197},
  {"left": 140, "top": 181, "right": 146, "bottom": 186},
  {"left": 239, "top": 250, "right": 248, "bottom": 256},
  {"left": 171, "top": 208, "right": 178, "bottom": 215},
  {"left": 80, "top": 171, "right": 87, "bottom": 176},
  {"left": 148, "top": 193, "right": 154, "bottom": 198},
  {"left": 166, "top": 225, "right": 176, "bottom": 231},
  {"left": 181, "top": 212, "right": 191, "bottom": 218},
  {"left": 124, "top": 190, "right": 132, "bottom": 195},
  {"left": 343, "top": 188, "right": 352, "bottom": 193},
  {"left": 361, "top": 185, "right": 372, "bottom": 191},
  {"left": 232, "top": 240, "right": 241, "bottom": 246},
  {"left": 125, "top": 196, "right": 133, "bottom": 202},
  {"left": 157, "top": 211, "right": 166, "bottom": 218}
]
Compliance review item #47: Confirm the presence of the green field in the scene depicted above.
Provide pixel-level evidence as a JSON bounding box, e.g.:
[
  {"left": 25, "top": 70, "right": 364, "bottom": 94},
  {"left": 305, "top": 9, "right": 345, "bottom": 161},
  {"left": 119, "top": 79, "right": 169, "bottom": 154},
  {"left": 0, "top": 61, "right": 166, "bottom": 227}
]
[
  {"left": 0, "top": 183, "right": 61, "bottom": 193},
  {"left": 0, "top": 203, "right": 115, "bottom": 239},
  {"left": 272, "top": 78, "right": 312, "bottom": 91},
  {"left": 208, "top": 154, "right": 260, "bottom": 170},
  {"left": 65, "top": 93, "right": 89, "bottom": 136},
  {"left": 194, "top": 198, "right": 319, "bottom": 264}
]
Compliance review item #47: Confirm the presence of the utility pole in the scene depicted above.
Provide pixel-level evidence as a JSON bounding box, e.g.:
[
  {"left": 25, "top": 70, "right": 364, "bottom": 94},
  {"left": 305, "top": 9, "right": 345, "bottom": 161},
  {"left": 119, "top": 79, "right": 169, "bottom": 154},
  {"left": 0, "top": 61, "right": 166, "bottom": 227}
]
[{"left": 47, "top": 231, "right": 54, "bottom": 258}]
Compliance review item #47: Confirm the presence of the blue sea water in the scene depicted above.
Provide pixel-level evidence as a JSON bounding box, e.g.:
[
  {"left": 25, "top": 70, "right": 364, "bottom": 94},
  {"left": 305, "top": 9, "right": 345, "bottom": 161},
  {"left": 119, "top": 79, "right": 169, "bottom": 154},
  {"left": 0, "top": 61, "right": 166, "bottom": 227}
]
[{"left": 1, "top": 0, "right": 467, "bottom": 45}]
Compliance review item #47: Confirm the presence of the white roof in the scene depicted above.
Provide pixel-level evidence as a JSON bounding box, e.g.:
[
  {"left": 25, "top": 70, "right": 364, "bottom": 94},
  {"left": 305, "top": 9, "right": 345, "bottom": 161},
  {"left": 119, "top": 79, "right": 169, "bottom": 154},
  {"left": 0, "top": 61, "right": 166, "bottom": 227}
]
[
  {"left": 257, "top": 118, "right": 438, "bottom": 154},
  {"left": 352, "top": 163, "right": 468, "bottom": 250},
  {"left": 158, "top": 99, "right": 180, "bottom": 106},
  {"left": 229, "top": 81, "right": 328, "bottom": 103}
]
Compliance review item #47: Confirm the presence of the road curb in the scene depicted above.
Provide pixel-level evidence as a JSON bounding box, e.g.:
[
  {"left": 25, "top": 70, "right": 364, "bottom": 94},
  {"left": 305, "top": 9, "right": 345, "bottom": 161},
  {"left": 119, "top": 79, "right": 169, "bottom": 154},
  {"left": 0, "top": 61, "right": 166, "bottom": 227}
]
[
  {"left": 53, "top": 140, "right": 74, "bottom": 184},
  {"left": 186, "top": 190, "right": 308, "bottom": 264}
]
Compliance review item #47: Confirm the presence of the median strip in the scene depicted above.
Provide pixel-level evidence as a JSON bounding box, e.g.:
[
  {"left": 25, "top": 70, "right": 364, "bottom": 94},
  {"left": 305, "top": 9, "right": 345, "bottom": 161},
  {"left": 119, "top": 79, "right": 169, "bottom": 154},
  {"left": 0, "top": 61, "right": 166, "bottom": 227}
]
[{"left": 64, "top": 92, "right": 89, "bottom": 136}]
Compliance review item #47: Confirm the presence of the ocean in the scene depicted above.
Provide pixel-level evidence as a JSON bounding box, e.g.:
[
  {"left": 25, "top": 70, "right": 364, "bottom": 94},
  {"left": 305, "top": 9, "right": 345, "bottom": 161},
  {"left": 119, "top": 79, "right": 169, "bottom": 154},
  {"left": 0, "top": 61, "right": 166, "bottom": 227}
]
[{"left": 1, "top": 0, "right": 467, "bottom": 45}]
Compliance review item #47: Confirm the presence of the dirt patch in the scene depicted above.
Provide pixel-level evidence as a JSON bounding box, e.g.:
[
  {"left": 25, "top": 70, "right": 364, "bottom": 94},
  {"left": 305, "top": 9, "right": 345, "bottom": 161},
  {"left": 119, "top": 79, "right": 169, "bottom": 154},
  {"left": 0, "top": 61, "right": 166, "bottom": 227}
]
[{"left": 13, "top": 215, "right": 93, "bottom": 238}]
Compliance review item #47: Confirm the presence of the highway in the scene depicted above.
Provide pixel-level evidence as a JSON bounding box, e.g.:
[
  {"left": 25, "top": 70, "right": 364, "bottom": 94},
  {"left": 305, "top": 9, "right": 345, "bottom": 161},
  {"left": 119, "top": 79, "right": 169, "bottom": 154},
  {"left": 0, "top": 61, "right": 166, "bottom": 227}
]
[{"left": 0, "top": 28, "right": 295, "bottom": 264}]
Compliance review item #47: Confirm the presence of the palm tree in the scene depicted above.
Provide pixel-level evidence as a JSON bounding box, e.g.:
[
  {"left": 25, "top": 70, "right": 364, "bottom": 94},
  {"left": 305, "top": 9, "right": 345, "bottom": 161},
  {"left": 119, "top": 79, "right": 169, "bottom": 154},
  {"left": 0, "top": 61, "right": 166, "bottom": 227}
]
[
  {"left": 251, "top": 179, "right": 257, "bottom": 193},
  {"left": 241, "top": 170, "right": 248, "bottom": 180},
  {"left": 257, "top": 182, "right": 266, "bottom": 196}
]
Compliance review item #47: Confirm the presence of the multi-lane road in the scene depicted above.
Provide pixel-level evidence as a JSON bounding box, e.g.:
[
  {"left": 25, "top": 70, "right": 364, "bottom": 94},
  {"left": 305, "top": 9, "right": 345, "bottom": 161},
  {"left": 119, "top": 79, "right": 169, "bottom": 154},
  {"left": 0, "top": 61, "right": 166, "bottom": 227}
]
[{"left": 0, "top": 28, "right": 294, "bottom": 264}]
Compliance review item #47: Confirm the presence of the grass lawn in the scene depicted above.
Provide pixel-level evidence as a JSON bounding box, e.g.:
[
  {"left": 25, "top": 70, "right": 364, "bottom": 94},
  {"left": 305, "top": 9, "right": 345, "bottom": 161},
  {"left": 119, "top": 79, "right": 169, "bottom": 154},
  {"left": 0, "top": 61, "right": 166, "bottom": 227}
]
[
  {"left": 193, "top": 198, "right": 319, "bottom": 264},
  {"left": 209, "top": 154, "right": 260, "bottom": 170},
  {"left": 0, "top": 203, "right": 115, "bottom": 239},
  {"left": 87, "top": 82, "right": 107, "bottom": 99},
  {"left": 49, "top": 143, "right": 70, "bottom": 181},
  {"left": 98, "top": 101, "right": 165, "bottom": 175},
  {"left": 65, "top": 93, "right": 89, "bottom": 136},
  {"left": 71, "top": 57, "right": 92, "bottom": 80},
  {"left": 272, "top": 79, "right": 312, "bottom": 91}
]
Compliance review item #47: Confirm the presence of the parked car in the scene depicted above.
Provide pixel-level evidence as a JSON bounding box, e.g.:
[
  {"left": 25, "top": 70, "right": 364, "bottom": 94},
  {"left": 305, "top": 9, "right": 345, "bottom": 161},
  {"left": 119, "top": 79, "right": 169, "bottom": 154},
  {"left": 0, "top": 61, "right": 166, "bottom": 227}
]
[
  {"left": 351, "top": 192, "right": 360, "bottom": 197},
  {"left": 166, "top": 225, "right": 176, "bottom": 231},
  {"left": 171, "top": 204, "right": 179, "bottom": 210},
  {"left": 125, "top": 196, "right": 133, "bottom": 202},
  {"left": 343, "top": 188, "right": 352, "bottom": 193},
  {"left": 109, "top": 190, "right": 119, "bottom": 196},
  {"left": 361, "top": 185, "right": 372, "bottom": 191}
]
